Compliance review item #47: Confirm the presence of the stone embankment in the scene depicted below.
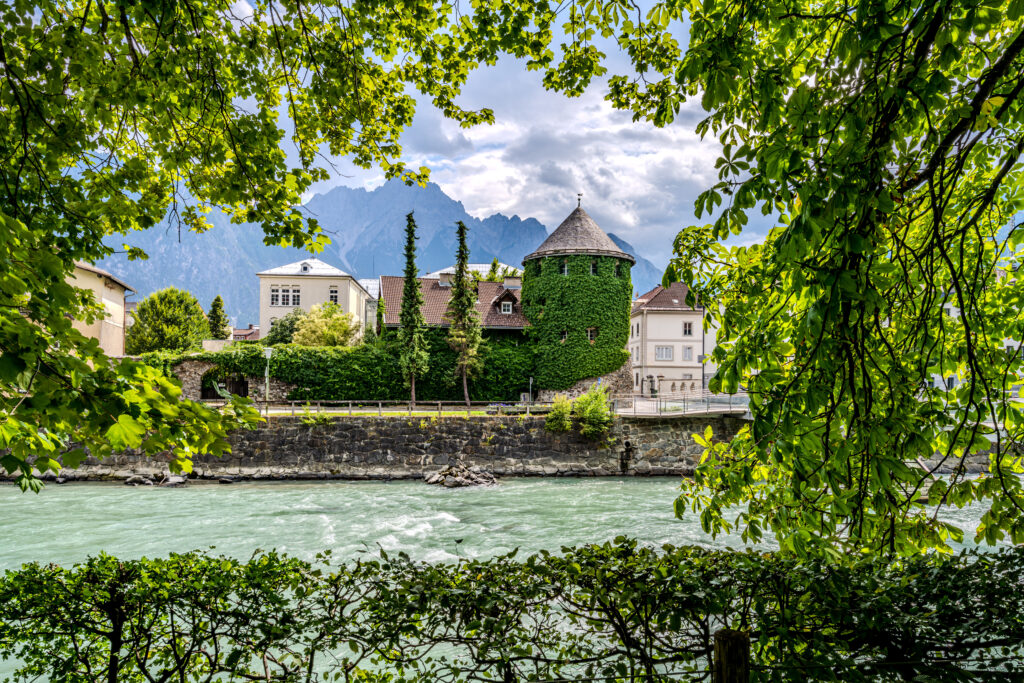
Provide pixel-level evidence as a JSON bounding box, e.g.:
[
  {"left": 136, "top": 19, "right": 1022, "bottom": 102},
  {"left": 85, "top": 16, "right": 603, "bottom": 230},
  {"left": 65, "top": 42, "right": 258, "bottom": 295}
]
[{"left": 25, "top": 415, "right": 746, "bottom": 483}]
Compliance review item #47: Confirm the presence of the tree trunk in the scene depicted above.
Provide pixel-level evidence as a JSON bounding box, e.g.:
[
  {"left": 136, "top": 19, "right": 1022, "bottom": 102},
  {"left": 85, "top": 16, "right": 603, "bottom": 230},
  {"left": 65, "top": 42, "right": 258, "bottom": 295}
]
[
  {"left": 462, "top": 367, "right": 470, "bottom": 407},
  {"left": 410, "top": 374, "right": 417, "bottom": 408}
]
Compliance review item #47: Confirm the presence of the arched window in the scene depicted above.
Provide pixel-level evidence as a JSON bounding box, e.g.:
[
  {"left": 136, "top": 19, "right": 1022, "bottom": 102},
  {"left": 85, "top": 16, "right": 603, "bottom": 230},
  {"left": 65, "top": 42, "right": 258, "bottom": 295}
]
[{"left": 671, "top": 382, "right": 676, "bottom": 392}]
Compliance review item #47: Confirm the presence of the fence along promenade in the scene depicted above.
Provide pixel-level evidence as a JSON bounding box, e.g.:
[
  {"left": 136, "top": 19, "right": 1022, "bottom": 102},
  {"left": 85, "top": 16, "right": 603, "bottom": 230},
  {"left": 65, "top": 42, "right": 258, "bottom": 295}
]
[{"left": 202, "top": 390, "right": 752, "bottom": 419}]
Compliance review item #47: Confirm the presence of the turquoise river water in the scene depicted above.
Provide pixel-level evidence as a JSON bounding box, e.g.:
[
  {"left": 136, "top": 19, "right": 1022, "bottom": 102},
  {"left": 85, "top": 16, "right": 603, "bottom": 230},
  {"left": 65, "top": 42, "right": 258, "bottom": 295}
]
[{"left": 0, "top": 477, "right": 995, "bottom": 571}]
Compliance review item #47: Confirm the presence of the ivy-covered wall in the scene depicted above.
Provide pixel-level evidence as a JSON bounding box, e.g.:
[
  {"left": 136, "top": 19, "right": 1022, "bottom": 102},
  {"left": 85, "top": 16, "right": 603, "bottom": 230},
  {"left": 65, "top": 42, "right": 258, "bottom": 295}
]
[
  {"left": 521, "top": 254, "right": 632, "bottom": 390},
  {"left": 143, "top": 329, "right": 535, "bottom": 402}
]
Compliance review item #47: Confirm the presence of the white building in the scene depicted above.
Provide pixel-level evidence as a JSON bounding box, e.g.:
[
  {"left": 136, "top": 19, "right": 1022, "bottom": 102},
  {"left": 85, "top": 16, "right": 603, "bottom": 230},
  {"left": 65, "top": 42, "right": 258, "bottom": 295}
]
[
  {"left": 628, "top": 281, "right": 716, "bottom": 396},
  {"left": 257, "top": 258, "right": 372, "bottom": 336}
]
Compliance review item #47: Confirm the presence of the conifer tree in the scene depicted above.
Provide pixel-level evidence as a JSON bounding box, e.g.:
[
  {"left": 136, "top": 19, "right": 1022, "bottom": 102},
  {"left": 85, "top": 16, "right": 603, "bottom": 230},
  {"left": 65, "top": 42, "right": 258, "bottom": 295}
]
[
  {"left": 446, "top": 221, "right": 484, "bottom": 406},
  {"left": 206, "top": 295, "right": 231, "bottom": 340},
  {"left": 398, "top": 212, "right": 429, "bottom": 405},
  {"left": 375, "top": 296, "right": 386, "bottom": 336}
]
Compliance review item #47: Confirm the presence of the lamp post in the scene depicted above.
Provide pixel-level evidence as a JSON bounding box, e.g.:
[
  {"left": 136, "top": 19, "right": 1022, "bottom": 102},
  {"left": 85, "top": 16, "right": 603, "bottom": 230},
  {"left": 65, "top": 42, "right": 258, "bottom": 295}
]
[
  {"left": 263, "top": 347, "right": 273, "bottom": 415},
  {"left": 529, "top": 376, "right": 533, "bottom": 403}
]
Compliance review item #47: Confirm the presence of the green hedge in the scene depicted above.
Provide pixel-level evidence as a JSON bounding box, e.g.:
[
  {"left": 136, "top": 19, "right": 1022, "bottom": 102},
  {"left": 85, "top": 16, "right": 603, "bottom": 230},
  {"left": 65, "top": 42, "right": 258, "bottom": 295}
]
[
  {"left": 144, "top": 329, "right": 535, "bottom": 402},
  {"left": 3, "top": 540, "right": 1023, "bottom": 682}
]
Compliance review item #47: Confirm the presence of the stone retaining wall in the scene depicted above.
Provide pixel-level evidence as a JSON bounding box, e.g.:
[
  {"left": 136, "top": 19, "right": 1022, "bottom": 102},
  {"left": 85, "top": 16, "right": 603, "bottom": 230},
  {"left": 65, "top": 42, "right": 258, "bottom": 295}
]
[{"left": 44, "top": 415, "right": 744, "bottom": 482}]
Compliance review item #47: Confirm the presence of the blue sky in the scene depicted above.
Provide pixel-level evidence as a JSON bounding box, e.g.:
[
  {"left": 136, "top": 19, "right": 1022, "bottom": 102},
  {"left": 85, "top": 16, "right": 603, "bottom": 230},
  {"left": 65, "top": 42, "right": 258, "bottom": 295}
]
[{"left": 291, "top": 10, "right": 771, "bottom": 269}]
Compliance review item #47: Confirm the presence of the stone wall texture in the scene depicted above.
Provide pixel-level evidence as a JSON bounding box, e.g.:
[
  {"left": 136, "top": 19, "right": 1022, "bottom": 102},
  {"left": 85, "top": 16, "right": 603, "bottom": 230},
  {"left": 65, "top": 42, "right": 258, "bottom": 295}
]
[
  {"left": 172, "top": 359, "right": 296, "bottom": 402},
  {"left": 537, "top": 360, "right": 635, "bottom": 402},
  {"left": 42, "top": 414, "right": 745, "bottom": 482}
]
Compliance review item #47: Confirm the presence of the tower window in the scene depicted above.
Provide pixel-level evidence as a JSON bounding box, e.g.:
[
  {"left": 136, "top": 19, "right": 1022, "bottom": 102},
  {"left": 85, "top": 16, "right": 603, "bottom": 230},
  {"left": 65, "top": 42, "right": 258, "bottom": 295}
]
[
  {"left": 615, "top": 262, "right": 621, "bottom": 277},
  {"left": 560, "top": 259, "right": 569, "bottom": 276},
  {"left": 590, "top": 259, "right": 598, "bottom": 275}
]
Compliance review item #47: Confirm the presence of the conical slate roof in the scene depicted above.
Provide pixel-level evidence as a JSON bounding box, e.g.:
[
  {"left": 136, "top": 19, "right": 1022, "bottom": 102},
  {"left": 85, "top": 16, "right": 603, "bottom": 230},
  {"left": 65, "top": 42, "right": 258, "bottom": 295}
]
[{"left": 523, "top": 207, "right": 635, "bottom": 264}]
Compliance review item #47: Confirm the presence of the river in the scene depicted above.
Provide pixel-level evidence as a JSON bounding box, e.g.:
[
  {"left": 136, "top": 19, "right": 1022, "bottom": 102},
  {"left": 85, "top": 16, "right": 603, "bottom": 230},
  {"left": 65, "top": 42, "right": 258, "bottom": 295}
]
[{"left": 0, "top": 478, "right": 995, "bottom": 571}]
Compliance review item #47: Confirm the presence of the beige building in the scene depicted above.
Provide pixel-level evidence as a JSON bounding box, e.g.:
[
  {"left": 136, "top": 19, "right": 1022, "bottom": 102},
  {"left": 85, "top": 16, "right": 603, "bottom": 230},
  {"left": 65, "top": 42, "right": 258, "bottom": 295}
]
[
  {"left": 70, "top": 261, "right": 135, "bottom": 356},
  {"left": 629, "top": 281, "right": 716, "bottom": 396},
  {"left": 257, "top": 258, "right": 372, "bottom": 336}
]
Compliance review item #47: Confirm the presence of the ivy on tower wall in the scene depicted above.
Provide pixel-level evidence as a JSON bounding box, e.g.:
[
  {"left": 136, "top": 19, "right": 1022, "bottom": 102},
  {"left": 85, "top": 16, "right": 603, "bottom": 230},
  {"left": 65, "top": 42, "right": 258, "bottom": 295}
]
[{"left": 521, "top": 254, "right": 632, "bottom": 390}]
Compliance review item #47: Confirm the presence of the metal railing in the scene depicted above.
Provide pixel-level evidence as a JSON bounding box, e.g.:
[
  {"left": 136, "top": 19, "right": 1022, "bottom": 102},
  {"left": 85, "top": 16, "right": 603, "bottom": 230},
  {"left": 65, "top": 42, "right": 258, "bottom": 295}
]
[{"left": 202, "top": 393, "right": 750, "bottom": 418}]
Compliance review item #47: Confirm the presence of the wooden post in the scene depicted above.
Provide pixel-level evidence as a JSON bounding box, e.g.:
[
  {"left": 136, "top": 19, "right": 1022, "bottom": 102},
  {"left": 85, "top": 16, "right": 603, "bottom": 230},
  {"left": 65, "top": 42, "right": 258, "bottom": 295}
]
[
  {"left": 438, "top": 401, "right": 441, "bottom": 418},
  {"left": 713, "top": 629, "right": 749, "bottom": 683}
]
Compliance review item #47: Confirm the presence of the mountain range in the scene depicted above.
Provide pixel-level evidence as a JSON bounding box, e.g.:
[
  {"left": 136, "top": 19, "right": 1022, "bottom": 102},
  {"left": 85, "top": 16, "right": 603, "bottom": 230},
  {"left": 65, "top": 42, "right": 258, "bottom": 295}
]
[{"left": 98, "top": 181, "right": 663, "bottom": 325}]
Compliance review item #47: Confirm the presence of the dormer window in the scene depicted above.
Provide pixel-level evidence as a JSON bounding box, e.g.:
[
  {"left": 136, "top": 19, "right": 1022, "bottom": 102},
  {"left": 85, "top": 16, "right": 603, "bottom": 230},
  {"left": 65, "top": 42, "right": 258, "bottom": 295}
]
[
  {"left": 500, "top": 301, "right": 513, "bottom": 315},
  {"left": 300, "top": 262, "right": 310, "bottom": 273}
]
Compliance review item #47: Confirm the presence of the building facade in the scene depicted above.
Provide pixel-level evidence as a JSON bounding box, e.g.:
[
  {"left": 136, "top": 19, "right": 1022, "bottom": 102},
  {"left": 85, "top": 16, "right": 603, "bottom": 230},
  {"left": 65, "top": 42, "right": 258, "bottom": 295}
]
[
  {"left": 520, "top": 206, "right": 634, "bottom": 391},
  {"left": 629, "top": 282, "right": 714, "bottom": 395},
  {"left": 257, "top": 258, "right": 372, "bottom": 336},
  {"left": 70, "top": 261, "right": 135, "bottom": 356}
]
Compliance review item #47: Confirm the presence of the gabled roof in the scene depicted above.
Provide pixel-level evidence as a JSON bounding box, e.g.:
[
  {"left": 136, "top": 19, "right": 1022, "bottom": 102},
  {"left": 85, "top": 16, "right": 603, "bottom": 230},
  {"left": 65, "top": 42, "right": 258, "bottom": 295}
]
[
  {"left": 424, "top": 263, "right": 523, "bottom": 278},
  {"left": 358, "top": 278, "right": 380, "bottom": 299},
  {"left": 379, "top": 276, "right": 529, "bottom": 329},
  {"left": 632, "top": 281, "right": 702, "bottom": 314},
  {"left": 257, "top": 258, "right": 351, "bottom": 277},
  {"left": 524, "top": 207, "right": 635, "bottom": 264},
  {"left": 74, "top": 261, "right": 135, "bottom": 293}
]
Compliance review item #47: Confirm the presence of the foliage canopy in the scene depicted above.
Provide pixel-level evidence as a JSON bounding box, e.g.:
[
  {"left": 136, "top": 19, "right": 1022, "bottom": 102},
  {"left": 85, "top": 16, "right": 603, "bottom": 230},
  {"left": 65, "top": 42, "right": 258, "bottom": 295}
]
[
  {"left": 124, "top": 287, "right": 209, "bottom": 354},
  {"left": 292, "top": 302, "right": 358, "bottom": 347}
]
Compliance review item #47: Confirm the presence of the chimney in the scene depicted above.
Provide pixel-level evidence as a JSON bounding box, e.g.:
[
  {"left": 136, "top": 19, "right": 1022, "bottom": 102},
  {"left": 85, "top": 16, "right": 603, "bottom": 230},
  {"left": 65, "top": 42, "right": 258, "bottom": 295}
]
[
  {"left": 503, "top": 276, "right": 522, "bottom": 289},
  {"left": 439, "top": 272, "right": 452, "bottom": 287}
]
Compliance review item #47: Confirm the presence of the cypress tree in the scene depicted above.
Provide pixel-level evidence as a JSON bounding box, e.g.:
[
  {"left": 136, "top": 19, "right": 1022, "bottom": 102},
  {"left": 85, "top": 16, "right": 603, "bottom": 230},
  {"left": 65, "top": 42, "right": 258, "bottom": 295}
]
[
  {"left": 375, "top": 295, "right": 386, "bottom": 335},
  {"left": 398, "top": 212, "right": 429, "bottom": 405},
  {"left": 206, "top": 295, "right": 231, "bottom": 340},
  {"left": 446, "top": 221, "right": 484, "bottom": 406}
]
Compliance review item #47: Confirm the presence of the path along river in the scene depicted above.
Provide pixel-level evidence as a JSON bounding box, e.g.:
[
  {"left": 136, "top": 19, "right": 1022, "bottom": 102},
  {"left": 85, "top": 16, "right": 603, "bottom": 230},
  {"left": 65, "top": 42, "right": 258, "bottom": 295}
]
[{"left": 0, "top": 478, "right": 995, "bottom": 571}]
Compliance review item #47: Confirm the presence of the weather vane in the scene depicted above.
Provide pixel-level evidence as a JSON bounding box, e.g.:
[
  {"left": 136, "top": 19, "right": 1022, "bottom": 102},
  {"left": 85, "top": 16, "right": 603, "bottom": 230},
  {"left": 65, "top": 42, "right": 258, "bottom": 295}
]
[{"left": 577, "top": 192, "right": 582, "bottom": 208}]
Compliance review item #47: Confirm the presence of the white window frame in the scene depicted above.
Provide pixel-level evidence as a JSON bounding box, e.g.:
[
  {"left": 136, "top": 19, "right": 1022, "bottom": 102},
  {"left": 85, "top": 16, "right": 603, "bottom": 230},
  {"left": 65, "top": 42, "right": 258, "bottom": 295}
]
[
  {"left": 587, "top": 327, "right": 598, "bottom": 342},
  {"left": 291, "top": 287, "right": 301, "bottom": 306},
  {"left": 683, "top": 346, "right": 693, "bottom": 361},
  {"left": 500, "top": 301, "right": 512, "bottom": 315},
  {"left": 590, "top": 260, "right": 598, "bottom": 275},
  {"left": 560, "top": 260, "right": 569, "bottom": 276},
  {"left": 655, "top": 345, "right": 673, "bottom": 361},
  {"left": 270, "top": 287, "right": 280, "bottom": 306},
  {"left": 683, "top": 321, "right": 693, "bottom": 336},
  {"left": 329, "top": 286, "right": 339, "bottom": 304}
]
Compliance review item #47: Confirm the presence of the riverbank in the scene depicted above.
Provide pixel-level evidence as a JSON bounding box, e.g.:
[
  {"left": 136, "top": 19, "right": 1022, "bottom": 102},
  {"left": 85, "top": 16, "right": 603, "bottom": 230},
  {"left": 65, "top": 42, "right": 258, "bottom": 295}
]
[{"left": 19, "top": 415, "right": 746, "bottom": 483}]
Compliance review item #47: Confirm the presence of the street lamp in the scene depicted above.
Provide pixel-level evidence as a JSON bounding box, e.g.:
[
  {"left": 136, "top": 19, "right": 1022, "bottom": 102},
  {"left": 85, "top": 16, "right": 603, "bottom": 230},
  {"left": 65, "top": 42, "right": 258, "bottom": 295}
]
[
  {"left": 528, "top": 376, "right": 533, "bottom": 403},
  {"left": 263, "top": 347, "right": 273, "bottom": 415}
]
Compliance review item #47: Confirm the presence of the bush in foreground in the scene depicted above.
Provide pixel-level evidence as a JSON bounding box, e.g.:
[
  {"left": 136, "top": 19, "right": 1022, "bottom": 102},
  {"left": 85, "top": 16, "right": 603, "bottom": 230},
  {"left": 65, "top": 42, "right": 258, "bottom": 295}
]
[{"left": 2, "top": 540, "right": 1023, "bottom": 682}]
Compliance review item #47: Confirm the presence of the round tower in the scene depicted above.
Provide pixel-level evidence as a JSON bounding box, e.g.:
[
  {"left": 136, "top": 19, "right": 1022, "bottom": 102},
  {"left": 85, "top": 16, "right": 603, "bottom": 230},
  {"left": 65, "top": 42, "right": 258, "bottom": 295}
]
[{"left": 521, "top": 205, "right": 634, "bottom": 391}]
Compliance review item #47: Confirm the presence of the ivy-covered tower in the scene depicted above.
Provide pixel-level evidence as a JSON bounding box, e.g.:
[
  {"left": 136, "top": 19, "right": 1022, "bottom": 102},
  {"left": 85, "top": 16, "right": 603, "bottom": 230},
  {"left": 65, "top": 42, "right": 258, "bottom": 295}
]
[{"left": 521, "top": 205, "right": 634, "bottom": 390}]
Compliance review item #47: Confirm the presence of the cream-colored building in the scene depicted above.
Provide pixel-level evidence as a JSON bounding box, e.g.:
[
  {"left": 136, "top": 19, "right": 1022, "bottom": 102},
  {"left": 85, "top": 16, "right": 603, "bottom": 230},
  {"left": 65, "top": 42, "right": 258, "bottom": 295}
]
[
  {"left": 257, "top": 258, "right": 372, "bottom": 336},
  {"left": 628, "top": 281, "right": 715, "bottom": 396},
  {"left": 70, "top": 261, "right": 135, "bottom": 356}
]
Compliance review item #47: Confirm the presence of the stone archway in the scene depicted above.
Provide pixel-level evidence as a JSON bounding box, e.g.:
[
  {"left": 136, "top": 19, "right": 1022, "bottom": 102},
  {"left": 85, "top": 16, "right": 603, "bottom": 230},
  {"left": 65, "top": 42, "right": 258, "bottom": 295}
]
[{"left": 172, "top": 360, "right": 217, "bottom": 401}]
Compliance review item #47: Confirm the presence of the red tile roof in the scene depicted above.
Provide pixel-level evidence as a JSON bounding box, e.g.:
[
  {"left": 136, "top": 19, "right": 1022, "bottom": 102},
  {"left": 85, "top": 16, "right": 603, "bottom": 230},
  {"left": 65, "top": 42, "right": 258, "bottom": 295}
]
[
  {"left": 379, "top": 276, "right": 529, "bottom": 330},
  {"left": 632, "top": 281, "right": 702, "bottom": 314},
  {"left": 232, "top": 325, "right": 261, "bottom": 341}
]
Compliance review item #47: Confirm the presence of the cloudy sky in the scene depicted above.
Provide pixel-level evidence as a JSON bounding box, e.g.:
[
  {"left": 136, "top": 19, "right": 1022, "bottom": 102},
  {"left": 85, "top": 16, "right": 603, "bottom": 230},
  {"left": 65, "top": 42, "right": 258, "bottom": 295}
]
[{"left": 304, "top": 25, "right": 769, "bottom": 269}]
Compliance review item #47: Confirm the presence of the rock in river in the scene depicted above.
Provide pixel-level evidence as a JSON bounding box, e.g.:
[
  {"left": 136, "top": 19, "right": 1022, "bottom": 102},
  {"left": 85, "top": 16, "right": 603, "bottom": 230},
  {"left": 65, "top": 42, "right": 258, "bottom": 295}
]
[{"left": 425, "top": 463, "right": 497, "bottom": 488}]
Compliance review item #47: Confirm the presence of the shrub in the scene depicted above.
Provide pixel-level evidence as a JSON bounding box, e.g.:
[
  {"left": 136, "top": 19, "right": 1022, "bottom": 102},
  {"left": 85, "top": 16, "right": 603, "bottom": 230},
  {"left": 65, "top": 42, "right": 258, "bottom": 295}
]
[
  {"left": 292, "top": 302, "right": 358, "bottom": 347},
  {"left": 574, "top": 384, "right": 612, "bottom": 441},
  {"left": 545, "top": 393, "right": 573, "bottom": 433},
  {"left": 3, "top": 542, "right": 1024, "bottom": 682}
]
